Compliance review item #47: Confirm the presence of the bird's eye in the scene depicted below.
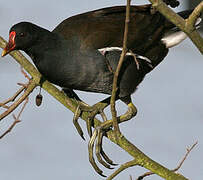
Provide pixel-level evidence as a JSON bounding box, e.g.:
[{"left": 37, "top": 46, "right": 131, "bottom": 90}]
[{"left": 20, "top": 32, "right": 25, "bottom": 37}]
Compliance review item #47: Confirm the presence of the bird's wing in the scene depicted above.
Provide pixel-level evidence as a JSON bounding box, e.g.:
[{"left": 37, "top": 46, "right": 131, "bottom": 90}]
[{"left": 52, "top": 5, "right": 166, "bottom": 54}]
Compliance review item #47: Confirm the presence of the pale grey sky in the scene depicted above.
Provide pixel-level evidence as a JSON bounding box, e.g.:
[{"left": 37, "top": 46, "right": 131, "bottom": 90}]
[{"left": 0, "top": 1, "right": 202, "bottom": 180}]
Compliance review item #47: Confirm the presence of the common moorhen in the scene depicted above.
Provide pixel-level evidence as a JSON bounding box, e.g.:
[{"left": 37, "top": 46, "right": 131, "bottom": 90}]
[{"left": 1, "top": 4, "right": 201, "bottom": 176}]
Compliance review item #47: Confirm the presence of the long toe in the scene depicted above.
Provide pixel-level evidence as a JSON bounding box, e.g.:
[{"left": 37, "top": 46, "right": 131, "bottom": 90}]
[
  {"left": 73, "top": 105, "right": 85, "bottom": 140},
  {"left": 96, "top": 128, "right": 114, "bottom": 169},
  {"left": 88, "top": 130, "right": 106, "bottom": 177}
]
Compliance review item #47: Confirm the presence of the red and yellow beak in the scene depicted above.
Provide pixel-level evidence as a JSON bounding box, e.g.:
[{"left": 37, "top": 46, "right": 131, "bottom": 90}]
[{"left": 1, "top": 31, "right": 16, "bottom": 57}]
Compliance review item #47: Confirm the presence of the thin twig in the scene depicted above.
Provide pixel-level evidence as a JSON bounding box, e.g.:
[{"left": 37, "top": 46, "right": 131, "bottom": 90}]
[
  {"left": 172, "top": 141, "right": 198, "bottom": 172},
  {"left": 0, "top": 86, "right": 25, "bottom": 108},
  {"left": 0, "top": 104, "right": 9, "bottom": 109},
  {"left": 15, "top": 97, "right": 29, "bottom": 120},
  {"left": 0, "top": 97, "right": 29, "bottom": 139},
  {"left": 0, "top": 80, "right": 37, "bottom": 121},
  {"left": 136, "top": 141, "right": 198, "bottom": 180},
  {"left": 0, "top": 119, "right": 20, "bottom": 139},
  {"left": 110, "top": 0, "right": 131, "bottom": 134},
  {"left": 21, "top": 66, "right": 31, "bottom": 80}
]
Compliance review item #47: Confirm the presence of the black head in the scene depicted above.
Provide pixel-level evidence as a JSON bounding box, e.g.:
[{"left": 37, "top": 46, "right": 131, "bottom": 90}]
[{"left": 2, "top": 22, "right": 47, "bottom": 56}]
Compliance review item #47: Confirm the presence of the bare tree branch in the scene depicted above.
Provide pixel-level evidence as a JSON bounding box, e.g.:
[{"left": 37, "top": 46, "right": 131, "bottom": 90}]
[
  {"left": 137, "top": 141, "right": 198, "bottom": 180},
  {"left": 0, "top": 86, "right": 25, "bottom": 108},
  {"left": 172, "top": 141, "right": 198, "bottom": 172},
  {"left": 110, "top": 0, "right": 131, "bottom": 134},
  {"left": 0, "top": 118, "right": 20, "bottom": 139},
  {"left": 0, "top": 80, "right": 36, "bottom": 121},
  {"left": 0, "top": 97, "right": 29, "bottom": 139}
]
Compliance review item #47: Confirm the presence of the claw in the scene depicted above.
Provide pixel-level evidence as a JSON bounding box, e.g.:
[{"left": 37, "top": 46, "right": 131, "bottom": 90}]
[
  {"left": 96, "top": 128, "right": 114, "bottom": 169},
  {"left": 100, "top": 147, "right": 118, "bottom": 166},
  {"left": 73, "top": 105, "right": 85, "bottom": 140},
  {"left": 99, "top": 129, "right": 118, "bottom": 166},
  {"left": 86, "top": 116, "right": 93, "bottom": 137},
  {"left": 88, "top": 129, "right": 106, "bottom": 177}
]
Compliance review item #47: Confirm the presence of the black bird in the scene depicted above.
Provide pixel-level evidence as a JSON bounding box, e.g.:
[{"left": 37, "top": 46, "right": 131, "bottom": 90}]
[{"left": 1, "top": 4, "right": 201, "bottom": 176}]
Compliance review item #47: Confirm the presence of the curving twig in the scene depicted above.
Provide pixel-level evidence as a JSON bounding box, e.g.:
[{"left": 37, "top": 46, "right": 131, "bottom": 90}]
[
  {"left": 110, "top": 0, "right": 131, "bottom": 134},
  {"left": 137, "top": 141, "right": 198, "bottom": 180}
]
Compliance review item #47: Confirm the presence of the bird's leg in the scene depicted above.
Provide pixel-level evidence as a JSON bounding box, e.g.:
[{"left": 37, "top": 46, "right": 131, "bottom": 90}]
[
  {"left": 121, "top": 102, "right": 137, "bottom": 120},
  {"left": 63, "top": 88, "right": 111, "bottom": 139},
  {"left": 64, "top": 89, "right": 137, "bottom": 175},
  {"left": 88, "top": 99, "right": 137, "bottom": 176},
  {"left": 63, "top": 88, "right": 89, "bottom": 139},
  {"left": 119, "top": 96, "right": 138, "bottom": 120}
]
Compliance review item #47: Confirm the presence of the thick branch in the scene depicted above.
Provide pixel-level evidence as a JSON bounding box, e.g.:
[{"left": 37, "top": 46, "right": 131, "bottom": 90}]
[{"left": 186, "top": 3, "right": 203, "bottom": 31}]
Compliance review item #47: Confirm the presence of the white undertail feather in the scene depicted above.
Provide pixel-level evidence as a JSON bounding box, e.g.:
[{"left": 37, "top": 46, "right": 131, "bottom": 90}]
[
  {"left": 161, "top": 31, "right": 188, "bottom": 48},
  {"left": 161, "top": 17, "right": 202, "bottom": 48}
]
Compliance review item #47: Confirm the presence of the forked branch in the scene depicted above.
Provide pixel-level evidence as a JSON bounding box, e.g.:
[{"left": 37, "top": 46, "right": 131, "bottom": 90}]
[
  {"left": 0, "top": 80, "right": 37, "bottom": 121},
  {"left": 148, "top": 0, "right": 203, "bottom": 53},
  {"left": 0, "top": 97, "right": 29, "bottom": 139}
]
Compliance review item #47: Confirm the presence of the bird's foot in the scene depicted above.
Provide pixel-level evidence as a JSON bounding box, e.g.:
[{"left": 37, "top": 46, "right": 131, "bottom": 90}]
[
  {"left": 88, "top": 102, "right": 137, "bottom": 176},
  {"left": 73, "top": 97, "right": 110, "bottom": 140}
]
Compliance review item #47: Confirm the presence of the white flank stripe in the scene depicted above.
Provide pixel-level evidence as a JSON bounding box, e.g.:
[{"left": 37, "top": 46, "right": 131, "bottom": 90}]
[{"left": 98, "top": 47, "right": 153, "bottom": 69}]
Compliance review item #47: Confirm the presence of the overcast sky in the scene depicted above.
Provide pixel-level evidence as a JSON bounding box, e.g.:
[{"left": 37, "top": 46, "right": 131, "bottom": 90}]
[{"left": 0, "top": 1, "right": 203, "bottom": 180}]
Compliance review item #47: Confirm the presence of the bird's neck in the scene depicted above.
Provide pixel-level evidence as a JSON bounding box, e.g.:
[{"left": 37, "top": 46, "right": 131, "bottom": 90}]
[{"left": 24, "top": 31, "right": 60, "bottom": 64}]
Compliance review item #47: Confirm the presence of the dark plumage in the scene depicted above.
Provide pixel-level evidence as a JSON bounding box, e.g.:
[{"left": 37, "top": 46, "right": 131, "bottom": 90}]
[{"left": 2, "top": 5, "right": 199, "bottom": 102}]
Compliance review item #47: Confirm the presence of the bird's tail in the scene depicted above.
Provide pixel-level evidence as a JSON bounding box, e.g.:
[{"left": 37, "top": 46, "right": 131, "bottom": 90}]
[{"left": 161, "top": 9, "right": 202, "bottom": 48}]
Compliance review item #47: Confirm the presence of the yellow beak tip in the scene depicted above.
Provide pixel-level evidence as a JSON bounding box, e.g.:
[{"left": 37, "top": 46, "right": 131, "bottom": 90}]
[{"left": 1, "top": 49, "right": 7, "bottom": 57}]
